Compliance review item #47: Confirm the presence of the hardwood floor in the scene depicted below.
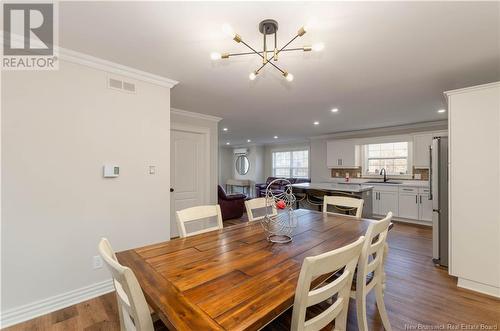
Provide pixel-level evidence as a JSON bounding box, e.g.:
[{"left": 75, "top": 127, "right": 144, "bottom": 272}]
[{"left": 4, "top": 220, "right": 499, "bottom": 331}]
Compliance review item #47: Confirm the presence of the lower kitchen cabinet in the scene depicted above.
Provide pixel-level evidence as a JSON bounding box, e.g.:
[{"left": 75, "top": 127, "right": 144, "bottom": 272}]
[
  {"left": 418, "top": 189, "right": 433, "bottom": 222},
  {"left": 372, "top": 185, "right": 399, "bottom": 217},
  {"left": 398, "top": 193, "right": 419, "bottom": 219},
  {"left": 372, "top": 185, "right": 432, "bottom": 224}
]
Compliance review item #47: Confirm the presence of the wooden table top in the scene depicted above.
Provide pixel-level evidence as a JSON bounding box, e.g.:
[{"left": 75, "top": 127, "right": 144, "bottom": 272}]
[{"left": 117, "top": 209, "right": 374, "bottom": 331}]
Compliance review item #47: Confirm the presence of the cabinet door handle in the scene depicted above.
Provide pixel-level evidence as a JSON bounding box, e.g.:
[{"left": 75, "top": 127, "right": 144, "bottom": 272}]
[
  {"left": 420, "top": 195, "right": 422, "bottom": 204},
  {"left": 415, "top": 195, "right": 418, "bottom": 204}
]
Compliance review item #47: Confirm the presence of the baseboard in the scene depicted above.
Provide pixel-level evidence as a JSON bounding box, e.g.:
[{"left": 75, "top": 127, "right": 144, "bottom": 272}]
[
  {"left": 0, "top": 279, "right": 114, "bottom": 328},
  {"left": 457, "top": 278, "right": 500, "bottom": 298}
]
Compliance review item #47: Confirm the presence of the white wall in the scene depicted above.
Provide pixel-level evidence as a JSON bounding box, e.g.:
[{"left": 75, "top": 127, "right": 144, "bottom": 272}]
[
  {"left": 447, "top": 82, "right": 500, "bottom": 297},
  {"left": 1, "top": 59, "right": 173, "bottom": 323},
  {"left": 171, "top": 109, "right": 220, "bottom": 204},
  {"left": 218, "top": 146, "right": 233, "bottom": 187},
  {"left": 219, "top": 145, "right": 265, "bottom": 197}
]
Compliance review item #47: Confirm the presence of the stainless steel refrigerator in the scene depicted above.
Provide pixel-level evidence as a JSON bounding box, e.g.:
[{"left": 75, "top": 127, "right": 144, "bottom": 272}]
[{"left": 430, "top": 136, "right": 449, "bottom": 267}]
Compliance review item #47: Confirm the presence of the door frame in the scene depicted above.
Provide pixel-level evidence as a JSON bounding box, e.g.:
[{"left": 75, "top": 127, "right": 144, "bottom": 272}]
[{"left": 170, "top": 122, "right": 211, "bottom": 206}]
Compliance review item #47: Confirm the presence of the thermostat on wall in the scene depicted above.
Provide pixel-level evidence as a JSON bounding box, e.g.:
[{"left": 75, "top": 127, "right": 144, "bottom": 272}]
[{"left": 103, "top": 165, "right": 120, "bottom": 178}]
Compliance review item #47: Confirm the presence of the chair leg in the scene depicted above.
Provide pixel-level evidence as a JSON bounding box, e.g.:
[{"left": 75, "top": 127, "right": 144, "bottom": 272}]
[
  {"left": 355, "top": 292, "right": 369, "bottom": 331},
  {"left": 375, "top": 282, "right": 392, "bottom": 331}
]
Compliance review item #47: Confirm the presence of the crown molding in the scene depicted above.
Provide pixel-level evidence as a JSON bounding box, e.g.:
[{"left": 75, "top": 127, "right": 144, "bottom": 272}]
[
  {"left": 59, "top": 48, "right": 178, "bottom": 89},
  {"left": 171, "top": 108, "right": 222, "bottom": 122},
  {"left": 444, "top": 81, "right": 500, "bottom": 100},
  {"left": 1, "top": 32, "right": 178, "bottom": 88},
  {"left": 309, "top": 120, "right": 448, "bottom": 140}
]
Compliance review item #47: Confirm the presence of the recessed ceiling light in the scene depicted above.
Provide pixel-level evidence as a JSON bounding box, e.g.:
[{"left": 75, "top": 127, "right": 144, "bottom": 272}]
[
  {"left": 226, "top": 142, "right": 230, "bottom": 145},
  {"left": 274, "top": 136, "right": 278, "bottom": 139},
  {"left": 331, "top": 108, "right": 339, "bottom": 113},
  {"left": 437, "top": 109, "right": 446, "bottom": 113},
  {"left": 247, "top": 139, "right": 251, "bottom": 143},
  {"left": 313, "top": 121, "right": 320, "bottom": 125},
  {"left": 223, "top": 127, "right": 228, "bottom": 131}
]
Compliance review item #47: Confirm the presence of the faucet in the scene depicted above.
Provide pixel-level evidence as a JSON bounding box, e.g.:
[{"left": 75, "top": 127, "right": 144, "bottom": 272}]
[{"left": 379, "top": 168, "right": 387, "bottom": 182}]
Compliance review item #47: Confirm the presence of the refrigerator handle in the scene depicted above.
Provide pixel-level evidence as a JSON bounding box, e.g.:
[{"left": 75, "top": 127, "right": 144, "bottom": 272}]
[{"left": 429, "top": 144, "right": 433, "bottom": 200}]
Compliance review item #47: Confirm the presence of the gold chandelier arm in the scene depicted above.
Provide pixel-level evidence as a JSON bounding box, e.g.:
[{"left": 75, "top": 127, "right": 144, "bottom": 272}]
[
  {"left": 225, "top": 47, "right": 306, "bottom": 57},
  {"left": 239, "top": 39, "right": 286, "bottom": 74}
]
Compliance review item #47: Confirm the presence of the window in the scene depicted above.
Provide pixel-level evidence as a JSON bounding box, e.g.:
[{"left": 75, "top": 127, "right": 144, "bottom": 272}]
[
  {"left": 364, "top": 142, "right": 409, "bottom": 175},
  {"left": 272, "top": 150, "right": 309, "bottom": 178}
]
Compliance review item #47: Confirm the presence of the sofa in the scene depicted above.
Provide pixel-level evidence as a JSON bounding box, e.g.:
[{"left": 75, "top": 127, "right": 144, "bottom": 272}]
[
  {"left": 255, "top": 177, "right": 311, "bottom": 197},
  {"left": 217, "top": 185, "right": 247, "bottom": 221}
]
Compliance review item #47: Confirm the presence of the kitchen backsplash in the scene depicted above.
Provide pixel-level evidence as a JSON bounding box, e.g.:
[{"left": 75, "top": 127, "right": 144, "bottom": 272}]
[{"left": 330, "top": 167, "right": 429, "bottom": 180}]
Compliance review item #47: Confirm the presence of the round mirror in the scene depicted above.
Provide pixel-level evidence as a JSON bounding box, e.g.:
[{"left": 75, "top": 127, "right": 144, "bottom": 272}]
[{"left": 235, "top": 155, "right": 250, "bottom": 175}]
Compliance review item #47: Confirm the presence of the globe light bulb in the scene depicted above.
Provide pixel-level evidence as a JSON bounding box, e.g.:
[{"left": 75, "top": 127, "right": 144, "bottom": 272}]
[
  {"left": 312, "top": 43, "right": 325, "bottom": 52},
  {"left": 284, "top": 72, "right": 294, "bottom": 82},
  {"left": 249, "top": 72, "right": 257, "bottom": 80},
  {"left": 222, "top": 23, "right": 235, "bottom": 38},
  {"left": 210, "top": 52, "right": 222, "bottom": 60}
]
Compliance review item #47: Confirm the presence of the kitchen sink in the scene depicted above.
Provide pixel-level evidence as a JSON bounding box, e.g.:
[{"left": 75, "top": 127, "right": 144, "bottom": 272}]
[{"left": 364, "top": 180, "right": 403, "bottom": 185}]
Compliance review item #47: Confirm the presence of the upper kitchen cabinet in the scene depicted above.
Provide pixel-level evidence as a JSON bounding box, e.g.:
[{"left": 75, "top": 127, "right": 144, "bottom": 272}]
[
  {"left": 413, "top": 133, "right": 433, "bottom": 168},
  {"left": 326, "top": 139, "right": 360, "bottom": 168}
]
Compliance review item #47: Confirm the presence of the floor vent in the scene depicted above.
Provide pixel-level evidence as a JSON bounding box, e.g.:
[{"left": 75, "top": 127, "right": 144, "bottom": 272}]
[{"left": 107, "top": 77, "right": 136, "bottom": 94}]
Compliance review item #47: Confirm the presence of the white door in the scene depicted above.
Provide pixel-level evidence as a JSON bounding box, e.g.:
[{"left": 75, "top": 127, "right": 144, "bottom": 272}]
[
  {"left": 398, "top": 193, "right": 419, "bottom": 219},
  {"left": 418, "top": 193, "right": 433, "bottom": 222},
  {"left": 378, "top": 192, "right": 398, "bottom": 216},
  {"left": 170, "top": 129, "right": 206, "bottom": 238}
]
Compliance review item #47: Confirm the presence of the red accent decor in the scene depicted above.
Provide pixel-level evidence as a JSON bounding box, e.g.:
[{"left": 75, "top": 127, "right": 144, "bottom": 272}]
[{"left": 276, "top": 200, "right": 286, "bottom": 209}]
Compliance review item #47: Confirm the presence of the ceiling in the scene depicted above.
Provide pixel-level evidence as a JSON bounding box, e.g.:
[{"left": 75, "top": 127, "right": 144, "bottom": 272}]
[{"left": 59, "top": 2, "right": 500, "bottom": 146}]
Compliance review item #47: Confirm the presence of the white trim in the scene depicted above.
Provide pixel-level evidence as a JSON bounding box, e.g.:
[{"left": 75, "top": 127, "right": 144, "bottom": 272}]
[
  {"left": 170, "top": 123, "right": 211, "bottom": 206},
  {"left": 59, "top": 48, "right": 178, "bottom": 88},
  {"left": 0, "top": 32, "right": 178, "bottom": 88},
  {"left": 309, "top": 121, "right": 448, "bottom": 141},
  {"left": 444, "top": 81, "right": 500, "bottom": 99},
  {"left": 171, "top": 108, "right": 222, "bottom": 122},
  {"left": 0, "top": 279, "right": 114, "bottom": 328},
  {"left": 457, "top": 278, "right": 500, "bottom": 298}
]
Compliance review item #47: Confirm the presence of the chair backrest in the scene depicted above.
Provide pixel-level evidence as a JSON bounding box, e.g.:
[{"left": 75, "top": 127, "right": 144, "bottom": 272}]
[
  {"left": 98, "top": 238, "right": 154, "bottom": 331},
  {"left": 175, "top": 205, "right": 223, "bottom": 238},
  {"left": 291, "top": 236, "right": 366, "bottom": 331},
  {"left": 323, "top": 195, "right": 364, "bottom": 219},
  {"left": 244, "top": 197, "right": 277, "bottom": 222},
  {"left": 356, "top": 212, "right": 392, "bottom": 291}
]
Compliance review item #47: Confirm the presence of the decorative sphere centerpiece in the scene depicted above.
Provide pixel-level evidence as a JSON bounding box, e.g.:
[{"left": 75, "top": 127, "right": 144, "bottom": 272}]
[{"left": 261, "top": 179, "right": 297, "bottom": 243}]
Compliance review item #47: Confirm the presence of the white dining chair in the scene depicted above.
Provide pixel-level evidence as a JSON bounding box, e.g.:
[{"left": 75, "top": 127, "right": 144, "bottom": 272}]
[
  {"left": 290, "top": 236, "right": 366, "bottom": 331},
  {"left": 98, "top": 238, "right": 154, "bottom": 331},
  {"left": 323, "top": 195, "right": 364, "bottom": 219},
  {"left": 244, "top": 197, "right": 277, "bottom": 222},
  {"left": 176, "top": 205, "right": 223, "bottom": 238},
  {"left": 351, "top": 212, "right": 393, "bottom": 331}
]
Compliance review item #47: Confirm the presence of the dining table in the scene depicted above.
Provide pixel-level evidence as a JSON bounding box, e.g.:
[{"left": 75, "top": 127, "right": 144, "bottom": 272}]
[{"left": 116, "top": 209, "right": 380, "bottom": 331}]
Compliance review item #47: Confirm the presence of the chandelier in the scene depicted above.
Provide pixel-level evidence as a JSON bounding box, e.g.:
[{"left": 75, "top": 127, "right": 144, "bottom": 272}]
[{"left": 211, "top": 19, "right": 324, "bottom": 81}]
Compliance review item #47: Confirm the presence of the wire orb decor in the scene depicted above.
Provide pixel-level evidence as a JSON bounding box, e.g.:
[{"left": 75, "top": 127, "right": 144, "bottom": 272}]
[{"left": 261, "top": 179, "right": 297, "bottom": 244}]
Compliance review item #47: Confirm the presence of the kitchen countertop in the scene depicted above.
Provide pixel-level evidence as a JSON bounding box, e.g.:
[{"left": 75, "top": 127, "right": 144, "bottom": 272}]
[
  {"left": 331, "top": 179, "right": 430, "bottom": 188},
  {"left": 291, "top": 182, "right": 374, "bottom": 193}
]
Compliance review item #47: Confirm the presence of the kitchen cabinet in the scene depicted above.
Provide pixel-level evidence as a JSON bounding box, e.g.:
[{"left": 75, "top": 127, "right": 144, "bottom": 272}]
[
  {"left": 396, "top": 186, "right": 432, "bottom": 223},
  {"left": 413, "top": 133, "right": 433, "bottom": 168},
  {"left": 326, "top": 140, "right": 360, "bottom": 168},
  {"left": 399, "top": 191, "right": 419, "bottom": 219},
  {"left": 372, "top": 185, "right": 398, "bottom": 217},
  {"left": 418, "top": 188, "right": 433, "bottom": 222}
]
